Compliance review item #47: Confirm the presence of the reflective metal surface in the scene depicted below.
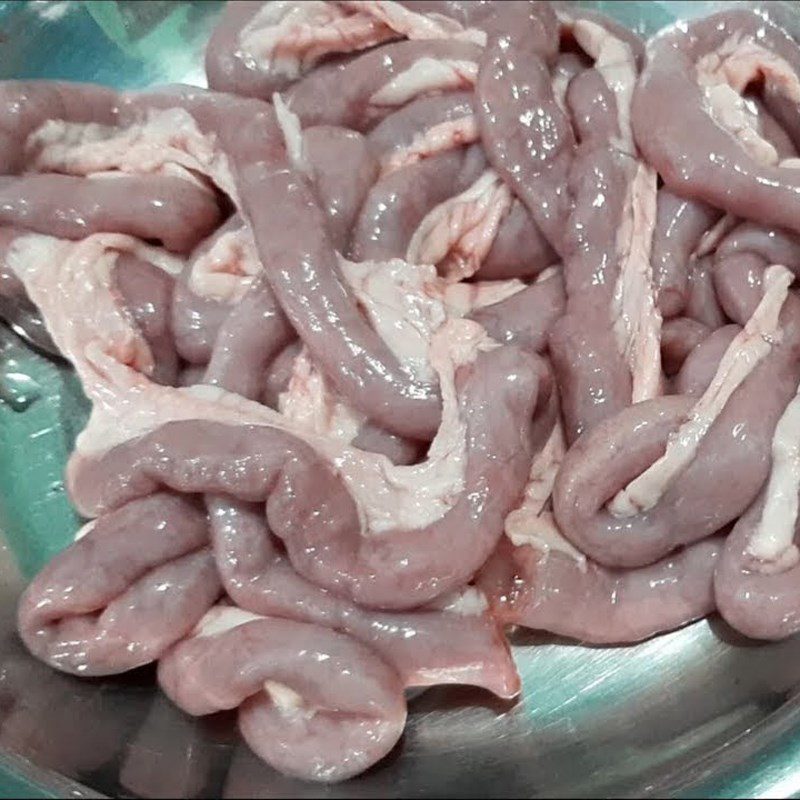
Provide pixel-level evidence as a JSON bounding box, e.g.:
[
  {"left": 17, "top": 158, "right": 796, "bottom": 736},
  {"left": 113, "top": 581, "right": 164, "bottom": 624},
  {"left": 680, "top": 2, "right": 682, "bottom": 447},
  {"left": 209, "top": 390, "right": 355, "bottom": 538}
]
[
  {"left": 2, "top": 1, "right": 800, "bottom": 797},
  {"left": 0, "top": 297, "right": 61, "bottom": 359}
]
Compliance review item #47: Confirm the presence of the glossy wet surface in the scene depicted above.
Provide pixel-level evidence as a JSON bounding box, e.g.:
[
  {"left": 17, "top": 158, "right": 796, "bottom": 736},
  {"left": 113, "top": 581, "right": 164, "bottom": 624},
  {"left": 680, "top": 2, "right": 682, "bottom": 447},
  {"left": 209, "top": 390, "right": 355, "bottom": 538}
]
[{"left": 3, "top": 1, "right": 800, "bottom": 797}]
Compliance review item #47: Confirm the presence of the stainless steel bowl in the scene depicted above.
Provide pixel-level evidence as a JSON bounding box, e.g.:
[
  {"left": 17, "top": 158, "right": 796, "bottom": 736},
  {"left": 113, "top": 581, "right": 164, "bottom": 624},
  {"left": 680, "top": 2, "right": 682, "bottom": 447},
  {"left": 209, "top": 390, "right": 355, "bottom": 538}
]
[{"left": 3, "top": 1, "right": 800, "bottom": 797}]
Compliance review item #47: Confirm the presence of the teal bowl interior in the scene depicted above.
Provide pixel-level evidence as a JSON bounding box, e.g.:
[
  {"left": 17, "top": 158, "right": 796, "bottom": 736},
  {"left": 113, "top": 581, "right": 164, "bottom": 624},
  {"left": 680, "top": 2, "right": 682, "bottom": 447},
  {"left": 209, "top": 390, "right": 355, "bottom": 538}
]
[{"left": 3, "top": 1, "right": 800, "bottom": 798}]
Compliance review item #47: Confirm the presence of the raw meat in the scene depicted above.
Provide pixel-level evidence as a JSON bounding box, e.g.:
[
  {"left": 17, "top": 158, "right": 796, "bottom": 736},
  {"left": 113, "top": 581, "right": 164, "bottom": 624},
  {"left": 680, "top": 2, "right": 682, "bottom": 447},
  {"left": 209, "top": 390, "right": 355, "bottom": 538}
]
[
  {"left": 12, "top": 1, "right": 800, "bottom": 786},
  {"left": 17, "top": 493, "right": 220, "bottom": 676}
]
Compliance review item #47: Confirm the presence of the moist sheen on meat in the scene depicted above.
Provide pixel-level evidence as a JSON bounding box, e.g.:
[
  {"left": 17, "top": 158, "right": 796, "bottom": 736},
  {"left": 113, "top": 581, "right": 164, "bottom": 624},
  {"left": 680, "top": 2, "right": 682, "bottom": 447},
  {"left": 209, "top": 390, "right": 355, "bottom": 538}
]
[{"left": 9, "top": 0, "right": 800, "bottom": 786}]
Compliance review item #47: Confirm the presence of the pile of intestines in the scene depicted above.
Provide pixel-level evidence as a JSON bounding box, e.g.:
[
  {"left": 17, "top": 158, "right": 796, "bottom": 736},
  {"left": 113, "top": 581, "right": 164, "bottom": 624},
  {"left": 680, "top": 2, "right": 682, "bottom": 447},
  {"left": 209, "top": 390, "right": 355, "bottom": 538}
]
[{"left": 4, "top": 0, "right": 800, "bottom": 783}]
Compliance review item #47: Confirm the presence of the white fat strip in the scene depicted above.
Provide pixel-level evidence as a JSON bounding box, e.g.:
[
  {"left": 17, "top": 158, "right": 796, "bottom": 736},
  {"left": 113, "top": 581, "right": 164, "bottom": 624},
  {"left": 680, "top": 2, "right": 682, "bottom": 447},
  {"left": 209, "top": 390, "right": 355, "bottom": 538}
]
[
  {"left": 15, "top": 232, "right": 494, "bottom": 536},
  {"left": 194, "top": 605, "right": 266, "bottom": 638},
  {"left": 73, "top": 518, "right": 98, "bottom": 542},
  {"left": 72, "top": 320, "right": 492, "bottom": 536},
  {"left": 571, "top": 13, "right": 662, "bottom": 413},
  {"left": 705, "top": 84, "right": 779, "bottom": 166},
  {"left": 380, "top": 114, "right": 479, "bottom": 177},
  {"left": 504, "top": 418, "right": 587, "bottom": 570},
  {"left": 84, "top": 165, "right": 214, "bottom": 196},
  {"left": 694, "top": 213, "right": 739, "bottom": 259},
  {"left": 339, "top": 256, "right": 447, "bottom": 382},
  {"left": 73, "top": 360, "right": 317, "bottom": 456},
  {"left": 195, "top": 607, "right": 315, "bottom": 720},
  {"left": 696, "top": 33, "right": 800, "bottom": 102},
  {"left": 535, "top": 265, "right": 561, "bottom": 284},
  {"left": 336, "top": 0, "right": 486, "bottom": 45},
  {"left": 272, "top": 92, "right": 309, "bottom": 175},
  {"left": 507, "top": 419, "right": 565, "bottom": 523},
  {"left": 696, "top": 34, "right": 800, "bottom": 167},
  {"left": 406, "top": 169, "right": 513, "bottom": 282},
  {"left": 188, "top": 225, "right": 262, "bottom": 304},
  {"left": 572, "top": 18, "right": 637, "bottom": 152},
  {"left": 370, "top": 58, "right": 479, "bottom": 107},
  {"left": 263, "top": 680, "right": 314, "bottom": 720},
  {"left": 279, "top": 346, "right": 365, "bottom": 443},
  {"left": 239, "top": 1, "right": 396, "bottom": 81},
  {"left": 551, "top": 64, "right": 573, "bottom": 114},
  {"left": 239, "top": 0, "right": 485, "bottom": 85},
  {"left": 158, "top": 162, "right": 220, "bottom": 194},
  {"left": 431, "top": 586, "right": 489, "bottom": 616},
  {"left": 612, "top": 162, "right": 662, "bottom": 403},
  {"left": 437, "top": 277, "right": 526, "bottom": 318},
  {"left": 333, "top": 319, "right": 497, "bottom": 533},
  {"left": 27, "top": 108, "right": 238, "bottom": 204},
  {"left": 515, "top": 511, "right": 588, "bottom": 568},
  {"left": 747, "top": 383, "right": 800, "bottom": 572},
  {"left": 280, "top": 255, "right": 448, "bottom": 440},
  {"left": 338, "top": 255, "right": 523, "bottom": 380},
  {"left": 6, "top": 232, "right": 184, "bottom": 379},
  {"left": 609, "top": 264, "right": 793, "bottom": 518}
]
